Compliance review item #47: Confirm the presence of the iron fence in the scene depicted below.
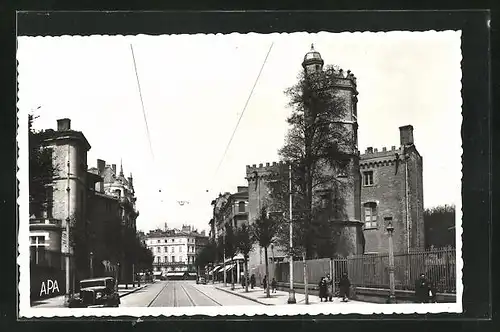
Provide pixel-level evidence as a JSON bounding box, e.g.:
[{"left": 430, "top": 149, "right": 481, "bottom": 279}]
[{"left": 250, "top": 247, "right": 456, "bottom": 294}]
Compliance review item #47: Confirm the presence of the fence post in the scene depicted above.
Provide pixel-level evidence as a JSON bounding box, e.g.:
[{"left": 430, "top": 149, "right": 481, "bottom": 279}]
[
  {"left": 330, "top": 258, "right": 335, "bottom": 295},
  {"left": 303, "top": 253, "right": 309, "bottom": 305}
]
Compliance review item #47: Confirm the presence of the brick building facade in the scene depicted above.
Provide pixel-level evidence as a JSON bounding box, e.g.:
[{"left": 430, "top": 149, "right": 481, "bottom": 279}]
[{"left": 360, "top": 125, "right": 424, "bottom": 253}]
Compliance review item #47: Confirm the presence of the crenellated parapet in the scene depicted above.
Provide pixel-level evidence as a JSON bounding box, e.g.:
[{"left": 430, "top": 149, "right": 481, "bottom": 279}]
[
  {"left": 360, "top": 146, "right": 402, "bottom": 169},
  {"left": 245, "top": 161, "right": 288, "bottom": 181},
  {"left": 324, "top": 65, "right": 357, "bottom": 85}
]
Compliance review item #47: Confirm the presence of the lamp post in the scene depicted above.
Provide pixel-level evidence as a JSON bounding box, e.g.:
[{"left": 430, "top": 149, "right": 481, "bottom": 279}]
[
  {"left": 116, "top": 263, "right": 120, "bottom": 292},
  {"left": 387, "top": 221, "right": 396, "bottom": 303},
  {"left": 287, "top": 163, "right": 296, "bottom": 304},
  {"left": 89, "top": 252, "right": 94, "bottom": 278}
]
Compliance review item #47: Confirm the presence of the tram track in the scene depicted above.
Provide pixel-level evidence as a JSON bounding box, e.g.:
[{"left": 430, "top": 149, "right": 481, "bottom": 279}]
[
  {"left": 190, "top": 284, "right": 223, "bottom": 306},
  {"left": 179, "top": 284, "right": 196, "bottom": 307},
  {"left": 147, "top": 281, "right": 170, "bottom": 307},
  {"left": 146, "top": 281, "right": 225, "bottom": 307}
]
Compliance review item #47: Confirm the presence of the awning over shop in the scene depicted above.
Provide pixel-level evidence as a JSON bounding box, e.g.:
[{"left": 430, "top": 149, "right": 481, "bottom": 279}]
[
  {"left": 220, "top": 264, "right": 236, "bottom": 272},
  {"left": 209, "top": 265, "right": 222, "bottom": 275}
]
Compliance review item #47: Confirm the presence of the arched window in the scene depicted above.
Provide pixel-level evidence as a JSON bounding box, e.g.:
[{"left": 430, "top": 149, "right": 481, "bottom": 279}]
[
  {"left": 363, "top": 202, "right": 378, "bottom": 228},
  {"left": 238, "top": 201, "right": 246, "bottom": 213}
]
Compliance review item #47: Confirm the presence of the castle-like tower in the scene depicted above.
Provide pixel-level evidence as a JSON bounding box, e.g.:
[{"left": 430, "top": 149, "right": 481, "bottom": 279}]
[
  {"left": 245, "top": 46, "right": 365, "bottom": 270},
  {"left": 302, "top": 45, "right": 364, "bottom": 257}
]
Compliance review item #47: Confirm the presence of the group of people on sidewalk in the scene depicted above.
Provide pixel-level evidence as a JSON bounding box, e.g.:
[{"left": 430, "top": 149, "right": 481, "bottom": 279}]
[
  {"left": 319, "top": 272, "right": 351, "bottom": 302},
  {"left": 238, "top": 271, "right": 437, "bottom": 304}
]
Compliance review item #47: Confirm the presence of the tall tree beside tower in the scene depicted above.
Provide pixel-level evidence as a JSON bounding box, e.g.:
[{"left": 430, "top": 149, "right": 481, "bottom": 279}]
[{"left": 269, "top": 45, "right": 358, "bottom": 259}]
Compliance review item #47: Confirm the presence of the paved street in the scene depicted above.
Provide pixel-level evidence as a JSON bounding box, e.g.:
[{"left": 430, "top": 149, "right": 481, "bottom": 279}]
[{"left": 120, "top": 280, "right": 261, "bottom": 307}]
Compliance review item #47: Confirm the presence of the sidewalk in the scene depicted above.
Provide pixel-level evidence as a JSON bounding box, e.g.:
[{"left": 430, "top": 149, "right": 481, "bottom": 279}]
[
  {"left": 31, "top": 282, "right": 150, "bottom": 308},
  {"left": 211, "top": 283, "right": 367, "bottom": 306}
]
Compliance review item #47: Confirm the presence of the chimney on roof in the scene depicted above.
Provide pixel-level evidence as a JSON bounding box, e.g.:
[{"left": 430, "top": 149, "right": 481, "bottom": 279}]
[
  {"left": 399, "top": 125, "right": 414, "bottom": 146},
  {"left": 97, "top": 159, "right": 105, "bottom": 175},
  {"left": 57, "top": 118, "right": 71, "bottom": 131},
  {"left": 112, "top": 164, "right": 117, "bottom": 174},
  {"left": 366, "top": 147, "right": 373, "bottom": 154},
  {"left": 96, "top": 159, "right": 105, "bottom": 192}
]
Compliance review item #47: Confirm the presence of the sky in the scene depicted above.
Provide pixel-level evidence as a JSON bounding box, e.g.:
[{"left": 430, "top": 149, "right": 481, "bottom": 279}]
[{"left": 18, "top": 31, "right": 462, "bottom": 234}]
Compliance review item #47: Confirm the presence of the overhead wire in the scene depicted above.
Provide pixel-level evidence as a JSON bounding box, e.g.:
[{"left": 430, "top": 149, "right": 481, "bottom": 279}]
[
  {"left": 211, "top": 42, "right": 274, "bottom": 191},
  {"left": 130, "top": 43, "right": 155, "bottom": 161}
]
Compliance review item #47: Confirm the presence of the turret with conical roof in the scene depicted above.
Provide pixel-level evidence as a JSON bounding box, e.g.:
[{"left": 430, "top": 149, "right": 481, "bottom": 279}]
[{"left": 302, "top": 44, "right": 324, "bottom": 74}]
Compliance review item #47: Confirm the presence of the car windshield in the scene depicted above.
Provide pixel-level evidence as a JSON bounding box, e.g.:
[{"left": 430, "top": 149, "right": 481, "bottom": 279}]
[{"left": 80, "top": 280, "right": 106, "bottom": 288}]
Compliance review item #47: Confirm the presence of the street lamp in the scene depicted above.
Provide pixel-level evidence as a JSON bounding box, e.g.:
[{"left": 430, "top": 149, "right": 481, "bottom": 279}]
[
  {"left": 287, "top": 163, "right": 296, "bottom": 304},
  {"left": 116, "top": 263, "right": 121, "bottom": 292},
  {"left": 89, "top": 252, "right": 94, "bottom": 278},
  {"left": 386, "top": 221, "right": 396, "bottom": 303}
]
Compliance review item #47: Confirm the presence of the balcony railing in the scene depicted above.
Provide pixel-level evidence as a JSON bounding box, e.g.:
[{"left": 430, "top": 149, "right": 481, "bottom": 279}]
[
  {"left": 153, "top": 261, "right": 190, "bottom": 267},
  {"left": 29, "top": 218, "right": 62, "bottom": 228}
]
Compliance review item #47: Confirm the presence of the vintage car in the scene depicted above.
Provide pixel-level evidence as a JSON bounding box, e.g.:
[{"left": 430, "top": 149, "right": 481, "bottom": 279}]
[
  {"left": 197, "top": 276, "right": 207, "bottom": 285},
  {"left": 69, "top": 277, "right": 120, "bottom": 308}
]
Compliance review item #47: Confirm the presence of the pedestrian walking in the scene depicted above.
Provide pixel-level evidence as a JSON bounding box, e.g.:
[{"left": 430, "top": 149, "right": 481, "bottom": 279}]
[
  {"left": 262, "top": 275, "right": 268, "bottom": 293},
  {"left": 250, "top": 274, "right": 256, "bottom": 289},
  {"left": 318, "top": 277, "right": 327, "bottom": 302},
  {"left": 241, "top": 274, "right": 246, "bottom": 288},
  {"left": 325, "top": 273, "right": 333, "bottom": 302},
  {"left": 339, "top": 272, "right": 351, "bottom": 302},
  {"left": 414, "top": 273, "right": 431, "bottom": 303},
  {"left": 271, "top": 278, "right": 277, "bottom": 293}
]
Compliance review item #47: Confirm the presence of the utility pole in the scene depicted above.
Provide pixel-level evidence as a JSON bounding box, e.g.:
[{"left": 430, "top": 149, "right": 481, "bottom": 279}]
[
  {"left": 287, "top": 163, "right": 296, "bottom": 304},
  {"left": 64, "top": 146, "right": 71, "bottom": 305},
  {"left": 223, "top": 233, "right": 227, "bottom": 287}
]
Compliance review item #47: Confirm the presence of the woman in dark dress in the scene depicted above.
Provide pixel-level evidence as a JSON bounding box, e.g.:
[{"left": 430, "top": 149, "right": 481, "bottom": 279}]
[
  {"left": 318, "top": 277, "right": 327, "bottom": 302},
  {"left": 339, "top": 272, "right": 351, "bottom": 302}
]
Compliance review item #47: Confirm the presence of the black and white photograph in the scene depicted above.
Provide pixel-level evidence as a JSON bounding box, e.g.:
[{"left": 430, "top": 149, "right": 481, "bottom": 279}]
[{"left": 17, "top": 26, "right": 463, "bottom": 317}]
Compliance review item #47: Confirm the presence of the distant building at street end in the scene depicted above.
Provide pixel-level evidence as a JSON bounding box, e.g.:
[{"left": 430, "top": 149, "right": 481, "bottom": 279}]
[
  {"left": 145, "top": 225, "right": 208, "bottom": 277},
  {"left": 359, "top": 125, "right": 424, "bottom": 254}
]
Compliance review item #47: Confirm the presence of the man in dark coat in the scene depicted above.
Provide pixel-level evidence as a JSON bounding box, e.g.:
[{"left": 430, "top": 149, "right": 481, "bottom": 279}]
[
  {"left": 415, "top": 273, "right": 431, "bottom": 303},
  {"left": 318, "top": 277, "right": 327, "bottom": 302},
  {"left": 250, "top": 274, "right": 256, "bottom": 289},
  {"left": 339, "top": 272, "right": 351, "bottom": 302}
]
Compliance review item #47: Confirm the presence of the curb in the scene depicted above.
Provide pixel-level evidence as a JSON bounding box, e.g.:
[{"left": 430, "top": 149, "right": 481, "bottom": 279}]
[
  {"left": 214, "top": 286, "right": 273, "bottom": 306},
  {"left": 119, "top": 284, "right": 148, "bottom": 298}
]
